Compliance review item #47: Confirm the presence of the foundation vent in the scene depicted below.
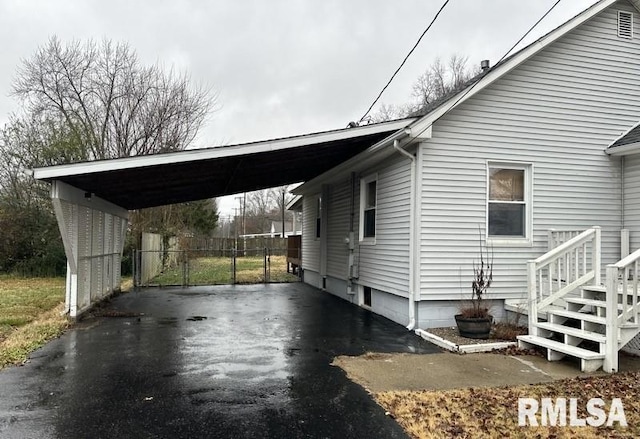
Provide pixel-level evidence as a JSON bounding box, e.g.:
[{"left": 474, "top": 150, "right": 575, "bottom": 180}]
[{"left": 618, "top": 11, "right": 633, "bottom": 39}]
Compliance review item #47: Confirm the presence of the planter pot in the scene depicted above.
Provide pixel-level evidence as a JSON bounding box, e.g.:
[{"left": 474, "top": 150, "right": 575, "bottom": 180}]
[{"left": 454, "top": 314, "right": 493, "bottom": 339}]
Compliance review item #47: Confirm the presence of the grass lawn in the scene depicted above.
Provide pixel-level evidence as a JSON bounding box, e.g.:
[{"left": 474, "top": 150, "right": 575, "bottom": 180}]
[
  {"left": 377, "top": 372, "right": 640, "bottom": 438},
  {"left": 151, "top": 255, "right": 299, "bottom": 285},
  {"left": 0, "top": 275, "right": 69, "bottom": 368}
]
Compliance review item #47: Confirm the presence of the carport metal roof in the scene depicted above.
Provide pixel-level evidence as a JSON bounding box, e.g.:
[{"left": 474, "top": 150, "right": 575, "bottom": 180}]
[{"left": 33, "top": 118, "right": 415, "bottom": 210}]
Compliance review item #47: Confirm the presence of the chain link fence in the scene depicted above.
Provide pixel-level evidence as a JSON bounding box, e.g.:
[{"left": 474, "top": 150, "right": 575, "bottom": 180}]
[{"left": 133, "top": 246, "right": 300, "bottom": 287}]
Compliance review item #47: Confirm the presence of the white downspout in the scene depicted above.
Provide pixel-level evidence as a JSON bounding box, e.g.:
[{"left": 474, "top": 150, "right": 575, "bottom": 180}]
[{"left": 393, "top": 139, "right": 418, "bottom": 330}]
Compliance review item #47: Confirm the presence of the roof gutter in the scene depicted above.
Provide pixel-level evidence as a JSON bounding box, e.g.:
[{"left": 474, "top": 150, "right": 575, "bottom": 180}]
[{"left": 606, "top": 142, "right": 640, "bottom": 156}]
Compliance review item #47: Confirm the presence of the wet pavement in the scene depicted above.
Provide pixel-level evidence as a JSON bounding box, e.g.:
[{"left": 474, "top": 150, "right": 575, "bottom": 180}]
[{"left": 0, "top": 283, "right": 438, "bottom": 438}]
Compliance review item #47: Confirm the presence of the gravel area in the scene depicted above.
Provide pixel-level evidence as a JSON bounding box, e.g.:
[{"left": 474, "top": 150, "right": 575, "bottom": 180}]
[{"left": 427, "top": 326, "right": 515, "bottom": 346}]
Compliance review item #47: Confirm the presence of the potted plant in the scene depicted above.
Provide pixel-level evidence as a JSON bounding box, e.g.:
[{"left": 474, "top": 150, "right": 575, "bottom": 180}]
[{"left": 455, "top": 231, "right": 493, "bottom": 339}]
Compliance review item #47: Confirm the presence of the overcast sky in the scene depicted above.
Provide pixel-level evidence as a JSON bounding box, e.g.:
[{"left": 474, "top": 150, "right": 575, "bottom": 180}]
[{"left": 0, "top": 0, "right": 601, "bottom": 215}]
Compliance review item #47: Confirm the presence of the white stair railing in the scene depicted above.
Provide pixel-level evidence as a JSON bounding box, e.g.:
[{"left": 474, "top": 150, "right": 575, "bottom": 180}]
[
  {"left": 604, "top": 247, "right": 640, "bottom": 372},
  {"left": 547, "top": 228, "right": 584, "bottom": 251},
  {"left": 527, "top": 226, "right": 601, "bottom": 336}
]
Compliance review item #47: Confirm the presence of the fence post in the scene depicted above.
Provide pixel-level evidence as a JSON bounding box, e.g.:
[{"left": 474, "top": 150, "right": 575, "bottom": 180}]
[
  {"left": 263, "top": 247, "right": 267, "bottom": 284},
  {"left": 182, "top": 250, "right": 187, "bottom": 287},
  {"left": 232, "top": 248, "right": 237, "bottom": 285}
]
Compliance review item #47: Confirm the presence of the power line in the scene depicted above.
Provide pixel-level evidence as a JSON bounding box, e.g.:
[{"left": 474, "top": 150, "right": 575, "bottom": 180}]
[
  {"left": 358, "top": 0, "right": 451, "bottom": 123},
  {"left": 418, "top": 0, "right": 562, "bottom": 135}
]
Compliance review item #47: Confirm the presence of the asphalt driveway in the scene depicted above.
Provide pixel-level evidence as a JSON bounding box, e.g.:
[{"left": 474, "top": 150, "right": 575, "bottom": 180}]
[{"left": 0, "top": 283, "right": 437, "bottom": 438}]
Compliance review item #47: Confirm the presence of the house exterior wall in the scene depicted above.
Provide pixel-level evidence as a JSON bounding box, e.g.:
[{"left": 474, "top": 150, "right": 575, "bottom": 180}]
[
  {"left": 418, "top": 1, "right": 639, "bottom": 301},
  {"left": 624, "top": 154, "right": 640, "bottom": 249},
  {"left": 326, "top": 179, "right": 351, "bottom": 280},
  {"left": 300, "top": 156, "right": 412, "bottom": 305},
  {"left": 300, "top": 1, "right": 640, "bottom": 328},
  {"left": 357, "top": 157, "right": 412, "bottom": 296},
  {"left": 301, "top": 194, "right": 321, "bottom": 276}
]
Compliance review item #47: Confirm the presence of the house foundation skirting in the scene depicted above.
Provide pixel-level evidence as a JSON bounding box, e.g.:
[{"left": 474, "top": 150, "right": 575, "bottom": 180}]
[{"left": 302, "top": 270, "right": 507, "bottom": 328}]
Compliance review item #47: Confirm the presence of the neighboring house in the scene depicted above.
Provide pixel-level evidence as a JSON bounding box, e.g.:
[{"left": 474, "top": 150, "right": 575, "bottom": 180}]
[
  {"left": 292, "top": 0, "right": 640, "bottom": 371},
  {"left": 269, "top": 220, "right": 298, "bottom": 238}
]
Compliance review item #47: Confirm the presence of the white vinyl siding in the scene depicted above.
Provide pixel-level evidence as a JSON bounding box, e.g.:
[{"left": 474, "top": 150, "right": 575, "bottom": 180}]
[
  {"left": 326, "top": 180, "right": 351, "bottom": 279},
  {"left": 301, "top": 195, "right": 321, "bottom": 272},
  {"left": 419, "top": 2, "right": 638, "bottom": 300},
  {"left": 357, "top": 157, "right": 411, "bottom": 296},
  {"left": 301, "top": 157, "right": 411, "bottom": 295},
  {"left": 624, "top": 155, "right": 640, "bottom": 250}
]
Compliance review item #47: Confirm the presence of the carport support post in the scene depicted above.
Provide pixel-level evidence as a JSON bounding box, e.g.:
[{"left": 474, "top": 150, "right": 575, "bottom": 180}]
[{"left": 50, "top": 180, "right": 129, "bottom": 317}]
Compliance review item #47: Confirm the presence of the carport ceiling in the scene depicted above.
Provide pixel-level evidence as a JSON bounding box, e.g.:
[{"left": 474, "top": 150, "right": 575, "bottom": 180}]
[{"left": 33, "top": 118, "right": 414, "bottom": 210}]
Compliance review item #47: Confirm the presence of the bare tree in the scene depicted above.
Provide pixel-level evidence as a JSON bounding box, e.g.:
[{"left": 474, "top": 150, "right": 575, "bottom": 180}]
[
  {"left": 411, "top": 55, "right": 475, "bottom": 110},
  {"left": 244, "top": 189, "right": 277, "bottom": 234},
  {"left": 12, "top": 36, "right": 214, "bottom": 160},
  {"left": 372, "top": 54, "right": 478, "bottom": 122},
  {"left": 0, "top": 36, "right": 218, "bottom": 274}
]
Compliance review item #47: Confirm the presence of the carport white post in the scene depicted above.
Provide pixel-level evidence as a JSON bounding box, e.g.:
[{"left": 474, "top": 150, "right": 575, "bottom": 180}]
[{"left": 50, "top": 181, "right": 129, "bottom": 318}]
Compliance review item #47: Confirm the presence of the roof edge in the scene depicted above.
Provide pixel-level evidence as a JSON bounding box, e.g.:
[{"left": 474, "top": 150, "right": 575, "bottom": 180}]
[
  {"left": 293, "top": 129, "right": 411, "bottom": 195},
  {"left": 33, "top": 117, "right": 417, "bottom": 181},
  {"left": 606, "top": 141, "right": 640, "bottom": 156}
]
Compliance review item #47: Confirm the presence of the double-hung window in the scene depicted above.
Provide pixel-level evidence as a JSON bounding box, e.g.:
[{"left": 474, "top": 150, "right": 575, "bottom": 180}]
[
  {"left": 487, "top": 163, "right": 531, "bottom": 244},
  {"left": 360, "top": 174, "right": 377, "bottom": 242}
]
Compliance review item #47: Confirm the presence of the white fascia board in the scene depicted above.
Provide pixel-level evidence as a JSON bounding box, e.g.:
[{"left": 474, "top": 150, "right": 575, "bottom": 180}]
[
  {"left": 32, "top": 118, "right": 416, "bottom": 180},
  {"left": 286, "top": 195, "right": 303, "bottom": 211},
  {"left": 293, "top": 129, "right": 410, "bottom": 195},
  {"left": 606, "top": 118, "right": 640, "bottom": 152},
  {"left": 606, "top": 142, "right": 640, "bottom": 156},
  {"left": 408, "top": 0, "right": 617, "bottom": 137},
  {"left": 52, "top": 181, "right": 129, "bottom": 218}
]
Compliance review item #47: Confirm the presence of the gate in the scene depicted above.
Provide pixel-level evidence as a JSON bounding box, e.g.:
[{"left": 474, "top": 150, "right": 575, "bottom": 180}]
[{"left": 133, "top": 246, "right": 300, "bottom": 287}]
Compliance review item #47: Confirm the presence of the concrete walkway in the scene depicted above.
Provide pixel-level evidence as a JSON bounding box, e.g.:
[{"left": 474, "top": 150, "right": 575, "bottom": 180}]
[
  {"left": 334, "top": 350, "right": 640, "bottom": 393},
  {"left": 333, "top": 337, "right": 640, "bottom": 396}
]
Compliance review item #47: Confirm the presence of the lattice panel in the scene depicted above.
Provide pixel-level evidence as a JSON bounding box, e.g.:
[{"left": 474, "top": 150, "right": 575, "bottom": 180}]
[
  {"left": 623, "top": 333, "right": 640, "bottom": 356},
  {"left": 53, "top": 182, "right": 128, "bottom": 317}
]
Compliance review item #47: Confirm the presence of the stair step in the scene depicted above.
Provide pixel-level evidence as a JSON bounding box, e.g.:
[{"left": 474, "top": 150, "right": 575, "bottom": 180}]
[
  {"left": 582, "top": 285, "right": 606, "bottom": 293},
  {"left": 566, "top": 297, "right": 606, "bottom": 307},
  {"left": 565, "top": 297, "right": 630, "bottom": 312},
  {"left": 547, "top": 309, "right": 606, "bottom": 325},
  {"left": 517, "top": 335, "right": 604, "bottom": 360},
  {"left": 535, "top": 322, "right": 606, "bottom": 343}
]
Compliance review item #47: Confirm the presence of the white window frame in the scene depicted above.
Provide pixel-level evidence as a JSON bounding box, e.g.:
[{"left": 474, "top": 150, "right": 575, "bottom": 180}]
[
  {"left": 359, "top": 285, "right": 372, "bottom": 309},
  {"left": 486, "top": 161, "right": 533, "bottom": 247},
  {"left": 359, "top": 173, "right": 378, "bottom": 245}
]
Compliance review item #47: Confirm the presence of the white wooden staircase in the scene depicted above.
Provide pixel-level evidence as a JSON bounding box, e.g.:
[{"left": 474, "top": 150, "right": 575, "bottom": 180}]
[{"left": 517, "top": 227, "right": 640, "bottom": 373}]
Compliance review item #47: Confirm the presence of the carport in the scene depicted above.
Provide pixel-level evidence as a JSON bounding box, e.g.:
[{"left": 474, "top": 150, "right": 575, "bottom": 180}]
[{"left": 32, "top": 118, "right": 415, "bottom": 317}]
